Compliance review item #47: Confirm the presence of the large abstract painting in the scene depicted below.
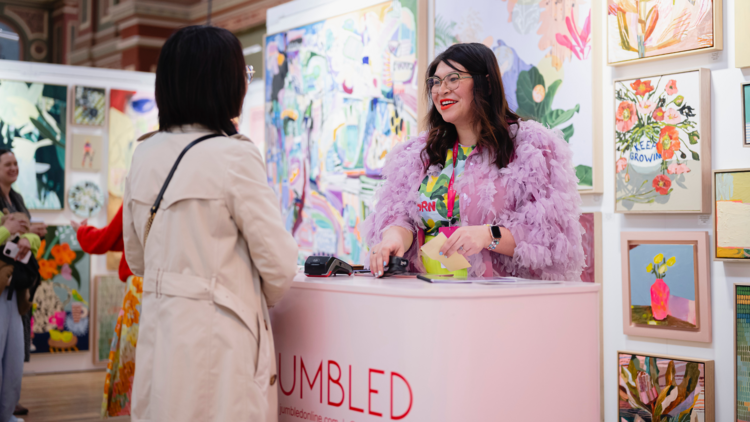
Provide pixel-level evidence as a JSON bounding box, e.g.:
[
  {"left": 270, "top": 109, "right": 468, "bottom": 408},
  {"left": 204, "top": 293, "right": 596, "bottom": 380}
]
[
  {"left": 620, "top": 231, "right": 712, "bottom": 342},
  {"left": 0, "top": 80, "right": 67, "bottom": 209},
  {"left": 615, "top": 69, "right": 711, "bottom": 213},
  {"left": 618, "top": 351, "right": 714, "bottom": 422},
  {"left": 435, "top": 0, "right": 596, "bottom": 190},
  {"left": 714, "top": 169, "right": 750, "bottom": 261},
  {"left": 736, "top": 284, "right": 750, "bottom": 422},
  {"left": 107, "top": 89, "right": 158, "bottom": 268},
  {"left": 607, "top": 0, "right": 722, "bottom": 65},
  {"left": 265, "top": 1, "right": 415, "bottom": 264},
  {"left": 31, "top": 225, "right": 91, "bottom": 353}
]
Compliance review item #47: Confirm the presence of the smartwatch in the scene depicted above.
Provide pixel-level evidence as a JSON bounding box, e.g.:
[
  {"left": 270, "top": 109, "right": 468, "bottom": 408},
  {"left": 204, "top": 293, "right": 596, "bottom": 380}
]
[{"left": 489, "top": 225, "right": 502, "bottom": 239}]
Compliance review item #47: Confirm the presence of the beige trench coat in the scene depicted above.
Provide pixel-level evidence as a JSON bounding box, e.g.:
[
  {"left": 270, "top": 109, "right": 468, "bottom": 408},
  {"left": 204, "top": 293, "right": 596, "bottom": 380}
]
[{"left": 123, "top": 125, "right": 298, "bottom": 422}]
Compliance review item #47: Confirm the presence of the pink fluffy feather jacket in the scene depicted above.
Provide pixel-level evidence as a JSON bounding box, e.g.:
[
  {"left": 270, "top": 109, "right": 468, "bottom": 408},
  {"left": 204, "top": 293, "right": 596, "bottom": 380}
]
[{"left": 361, "top": 120, "right": 585, "bottom": 281}]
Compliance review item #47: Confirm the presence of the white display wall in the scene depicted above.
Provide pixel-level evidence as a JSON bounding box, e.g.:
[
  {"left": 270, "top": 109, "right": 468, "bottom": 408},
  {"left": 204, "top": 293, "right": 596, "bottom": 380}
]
[
  {"left": 0, "top": 60, "right": 155, "bottom": 374},
  {"left": 599, "top": 1, "right": 748, "bottom": 421}
]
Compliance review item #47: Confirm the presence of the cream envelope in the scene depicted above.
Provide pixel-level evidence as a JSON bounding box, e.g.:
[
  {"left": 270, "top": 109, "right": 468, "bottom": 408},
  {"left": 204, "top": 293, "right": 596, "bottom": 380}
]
[{"left": 420, "top": 232, "right": 471, "bottom": 272}]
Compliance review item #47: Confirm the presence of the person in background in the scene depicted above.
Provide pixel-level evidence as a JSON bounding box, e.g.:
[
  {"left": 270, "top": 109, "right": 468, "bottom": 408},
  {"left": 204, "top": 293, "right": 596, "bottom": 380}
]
[
  {"left": 363, "top": 43, "right": 584, "bottom": 280},
  {"left": 72, "top": 204, "right": 139, "bottom": 417},
  {"left": 0, "top": 149, "right": 42, "bottom": 422},
  {"left": 123, "top": 26, "right": 298, "bottom": 422}
]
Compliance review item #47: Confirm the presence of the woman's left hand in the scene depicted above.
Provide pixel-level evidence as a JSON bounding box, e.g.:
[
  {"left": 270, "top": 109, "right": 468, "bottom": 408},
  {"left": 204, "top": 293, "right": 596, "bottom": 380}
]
[
  {"left": 440, "top": 225, "right": 492, "bottom": 258},
  {"left": 16, "top": 237, "right": 31, "bottom": 261}
]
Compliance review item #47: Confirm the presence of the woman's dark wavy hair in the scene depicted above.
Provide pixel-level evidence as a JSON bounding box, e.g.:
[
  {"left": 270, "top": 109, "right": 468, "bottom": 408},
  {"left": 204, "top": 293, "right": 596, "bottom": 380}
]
[
  {"left": 155, "top": 25, "right": 246, "bottom": 135},
  {"left": 422, "top": 43, "right": 520, "bottom": 169}
]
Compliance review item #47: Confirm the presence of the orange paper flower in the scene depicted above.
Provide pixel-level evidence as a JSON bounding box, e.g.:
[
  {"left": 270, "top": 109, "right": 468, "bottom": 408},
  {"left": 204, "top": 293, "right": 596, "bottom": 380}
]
[
  {"left": 36, "top": 240, "right": 46, "bottom": 260},
  {"left": 51, "top": 243, "right": 77, "bottom": 266},
  {"left": 38, "top": 259, "right": 59, "bottom": 280}
]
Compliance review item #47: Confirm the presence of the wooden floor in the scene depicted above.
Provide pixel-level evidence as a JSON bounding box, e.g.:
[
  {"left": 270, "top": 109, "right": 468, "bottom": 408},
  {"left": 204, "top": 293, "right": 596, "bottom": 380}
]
[{"left": 19, "top": 371, "right": 130, "bottom": 422}]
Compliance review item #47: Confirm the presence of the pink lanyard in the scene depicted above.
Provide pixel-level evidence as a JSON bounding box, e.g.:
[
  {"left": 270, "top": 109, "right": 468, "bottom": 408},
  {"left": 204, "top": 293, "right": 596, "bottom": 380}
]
[{"left": 445, "top": 141, "right": 460, "bottom": 223}]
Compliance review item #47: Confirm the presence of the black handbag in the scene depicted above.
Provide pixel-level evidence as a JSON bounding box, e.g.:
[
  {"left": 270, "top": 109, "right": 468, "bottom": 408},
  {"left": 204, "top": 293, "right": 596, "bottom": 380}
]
[
  {"left": 1, "top": 252, "right": 39, "bottom": 301},
  {"left": 143, "top": 133, "right": 223, "bottom": 244}
]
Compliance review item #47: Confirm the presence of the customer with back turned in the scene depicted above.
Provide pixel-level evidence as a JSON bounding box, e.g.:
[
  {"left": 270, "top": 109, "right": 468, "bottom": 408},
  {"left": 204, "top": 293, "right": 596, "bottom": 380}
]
[{"left": 122, "top": 25, "right": 298, "bottom": 422}]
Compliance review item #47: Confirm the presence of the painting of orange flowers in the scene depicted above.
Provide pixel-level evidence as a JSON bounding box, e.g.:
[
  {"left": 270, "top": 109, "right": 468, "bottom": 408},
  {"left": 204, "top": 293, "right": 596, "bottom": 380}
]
[
  {"left": 607, "top": 0, "right": 723, "bottom": 65},
  {"left": 615, "top": 69, "right": 712, "bottom": 213},
  {"left": 31, "top": 225, "right": 91, "bottom": 354}
]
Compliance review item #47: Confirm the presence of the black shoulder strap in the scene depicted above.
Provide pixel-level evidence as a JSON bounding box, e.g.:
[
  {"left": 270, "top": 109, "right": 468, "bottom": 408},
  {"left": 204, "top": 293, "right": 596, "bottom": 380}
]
[{"left": 143, "top": 133, "right": 223, "bottom": 245}]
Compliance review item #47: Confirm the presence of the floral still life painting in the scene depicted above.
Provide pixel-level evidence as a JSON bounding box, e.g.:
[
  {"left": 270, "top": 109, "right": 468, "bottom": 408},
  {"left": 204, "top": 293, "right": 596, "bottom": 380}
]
[
  {"left": 0, "top": 80, "right": 67, "bottom": 210},
  {"left": 607, "top": 0, "right": 720, "bottom": 65},
  {"left": 714, "top": 169, "right": 750, "bottom": 261},
  {"left": 435, "top": 0, "right": 596, "bottom": 189},
  {"left": 618, "top": 352, "right": 714, "bottom": 422},
  {"left": 31, "top": 225, "right": 91, "bottom": 353},
  {"left": 615, "top": 70, "right": 710, "bottom": 213},
  {"left": 628, "top": 243, "right": 698, "bottom": 330}
]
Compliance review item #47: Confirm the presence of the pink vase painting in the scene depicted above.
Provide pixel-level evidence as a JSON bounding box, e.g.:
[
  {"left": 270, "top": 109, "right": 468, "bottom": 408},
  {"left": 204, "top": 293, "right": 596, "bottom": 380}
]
[
  {"left": 629, "top": 245, "right": 698, "bottom": 329},
  {"left": 650, "top": 278, "right": 670, "bottom": 320}
]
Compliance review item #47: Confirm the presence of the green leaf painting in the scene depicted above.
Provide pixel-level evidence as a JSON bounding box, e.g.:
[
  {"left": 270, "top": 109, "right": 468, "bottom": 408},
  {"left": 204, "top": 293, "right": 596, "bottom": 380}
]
[{"left": 0, "top": 80, "right": 66, "bottom": 209}]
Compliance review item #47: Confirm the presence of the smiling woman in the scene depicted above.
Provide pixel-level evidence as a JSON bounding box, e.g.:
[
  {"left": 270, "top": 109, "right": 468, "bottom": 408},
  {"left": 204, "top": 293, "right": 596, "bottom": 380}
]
[{"left": 362, "top": 43, "right": 585, "bottom": 281}]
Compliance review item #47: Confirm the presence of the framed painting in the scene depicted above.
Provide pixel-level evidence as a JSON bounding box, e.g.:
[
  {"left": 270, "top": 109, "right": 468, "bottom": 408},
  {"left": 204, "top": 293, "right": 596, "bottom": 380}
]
[
  {"left": 265, "top": 0, "right": 419, "bottom": 264},
  {"left": 107, "top": 89, "right": 157, "bottom": 269},
  {"left": 70, "top": 133, "right": 103, "bottom": 171},
  {"left": 742, "top": 83, "right": 750, "bottom": 147},
  {"left": 620, "top": 231, "right": 711, "bottom": 342},
  {"left": 618, "top": 351, "right": 714, "bottom": 422},
  {"left": 607, "top": 0, "right": 723, "bottom": 66},
  {"left": 31, "top": 225, "right": 91, "bottom": 353},
  {"left": 92, "top": 275, "right": 125, "bottom": 366},
  {"left": 434, "top": 0, "right": 602, "bottom": 192},
  {"left": 0, "top": 80, "right": 67, "bottom": 210},
  {"left": 737, "top": 1, "right": 750, "bottom": 68},
  {"left": 736, "top": 283, "right": 750, "bottom": 422},
  {"left": 615, "top": 69, "right": 711, "bottom": 213},
  {"left": 580, "top": 212, "right": 602, "bottom": 283},
  {"left": 73, "top": 86, "right": 106, "bottom": 127},
  {"left": 714, "top": 168, "right": 750, "bottom": 262}
]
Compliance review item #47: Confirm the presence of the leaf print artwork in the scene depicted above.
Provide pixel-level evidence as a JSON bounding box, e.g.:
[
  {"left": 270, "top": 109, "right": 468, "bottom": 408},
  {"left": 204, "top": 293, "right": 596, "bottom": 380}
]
[
  {"left": 615, "top": 70, "right": 708, "bottom": 212},
  {"left": 435, "top": 0, "right": 595, "bottom": 190}
]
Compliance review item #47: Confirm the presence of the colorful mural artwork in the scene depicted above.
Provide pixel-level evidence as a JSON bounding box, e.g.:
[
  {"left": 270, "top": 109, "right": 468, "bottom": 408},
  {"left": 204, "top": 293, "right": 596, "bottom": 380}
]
[
  {"left": 107, "top": 89, "right": 158, "bottom": 269},
  {"left": 618, "top": 352, "right": 713, "bottom": 422},
  {"left": 31, "top": 225, "right": 91, "bottom": 354},
  {"left": 0, "top": 80, "right": 67, "bottom": 209},
  {"left": 265, "top": 1, "right": 415, "bottom": 263},
  {"left": 435, "top": 0, "right": 594, "bottom": 189}
]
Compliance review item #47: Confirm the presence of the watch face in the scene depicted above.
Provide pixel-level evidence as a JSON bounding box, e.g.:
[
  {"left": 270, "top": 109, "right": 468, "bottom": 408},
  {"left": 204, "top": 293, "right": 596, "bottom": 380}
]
[{"left": 491, "top": 226, "right": 502, "bottom": 239}]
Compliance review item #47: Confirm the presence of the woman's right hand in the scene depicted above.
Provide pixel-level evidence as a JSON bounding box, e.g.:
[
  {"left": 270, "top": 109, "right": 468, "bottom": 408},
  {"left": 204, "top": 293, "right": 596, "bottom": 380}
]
[
  {"left": 3, "top": 215, "right": 28, "bottom": 234},
  {"left": 70, "top": 218, "right": 87, "bottom": 232},
  {"left": 369, "top": 227, "right": 411, "bottom": 277}
]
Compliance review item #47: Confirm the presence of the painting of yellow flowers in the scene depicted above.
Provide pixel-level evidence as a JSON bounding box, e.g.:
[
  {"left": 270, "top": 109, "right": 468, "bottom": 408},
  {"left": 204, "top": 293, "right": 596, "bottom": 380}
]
[{"left": 608, "top": 0, "right": 723, "bottom": 65}]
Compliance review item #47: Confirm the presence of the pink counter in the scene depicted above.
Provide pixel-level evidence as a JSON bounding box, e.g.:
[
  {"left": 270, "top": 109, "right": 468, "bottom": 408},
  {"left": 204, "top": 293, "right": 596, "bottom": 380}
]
[{"left": 270, "top": 274, "right": 601, "bottom": 421}]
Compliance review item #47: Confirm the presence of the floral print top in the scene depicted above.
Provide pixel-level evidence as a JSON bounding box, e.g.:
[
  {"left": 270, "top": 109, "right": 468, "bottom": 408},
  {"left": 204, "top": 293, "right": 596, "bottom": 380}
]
[{"left": 417, "top": 144, "right": 475, "bottom": 236}]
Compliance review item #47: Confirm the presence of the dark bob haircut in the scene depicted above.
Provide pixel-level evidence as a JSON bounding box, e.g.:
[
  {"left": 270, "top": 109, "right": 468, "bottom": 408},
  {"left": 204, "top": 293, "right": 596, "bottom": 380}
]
[
  {"left": 422, "top": 43, "right": 519, "bottom": 170},
  {"left": 155, "top": 25, "right": 246, "bottom": 135}
]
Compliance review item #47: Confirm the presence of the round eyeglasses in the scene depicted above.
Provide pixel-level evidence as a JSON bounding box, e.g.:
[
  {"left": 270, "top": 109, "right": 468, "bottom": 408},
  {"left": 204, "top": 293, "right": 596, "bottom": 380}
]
[
  {"left": 246, "top": 65, "right": 255, "bottom": 84},
  {"left": 426, "top": 72, "right": 473, "bottom": 94}
]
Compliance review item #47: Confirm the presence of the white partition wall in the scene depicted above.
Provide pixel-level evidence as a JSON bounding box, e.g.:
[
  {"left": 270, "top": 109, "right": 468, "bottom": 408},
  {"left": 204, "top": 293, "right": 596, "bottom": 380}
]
[
  {"left": 0, "top": 60, "right": 155, "bottom": 374},
  {"left": 599, "top": 1, "right": 748, "bottom": 421}
]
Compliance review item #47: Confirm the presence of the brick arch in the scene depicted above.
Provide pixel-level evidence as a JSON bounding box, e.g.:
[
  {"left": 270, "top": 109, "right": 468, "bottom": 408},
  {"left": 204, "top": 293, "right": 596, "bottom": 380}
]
[{"left": 0, "top": 15, "right": 28, "bottom": 61}]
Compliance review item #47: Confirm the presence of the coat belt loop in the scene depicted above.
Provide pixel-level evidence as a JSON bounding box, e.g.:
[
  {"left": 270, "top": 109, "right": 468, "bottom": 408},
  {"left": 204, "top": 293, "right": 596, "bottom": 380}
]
[{"left": 156, "top": 269, "right": 162, "bottom": 298}]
